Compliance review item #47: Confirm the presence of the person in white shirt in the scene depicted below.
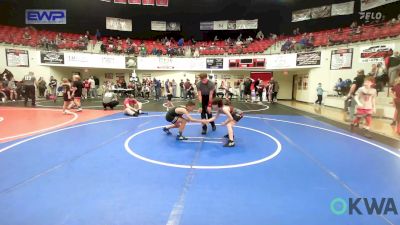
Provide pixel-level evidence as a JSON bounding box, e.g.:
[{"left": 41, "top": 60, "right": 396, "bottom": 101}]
[{"left": 88, "top": 76, "right": 96, "bottom": 98}]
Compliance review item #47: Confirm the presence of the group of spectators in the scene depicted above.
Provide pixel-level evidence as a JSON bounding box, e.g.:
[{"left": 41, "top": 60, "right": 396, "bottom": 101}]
[{"left": 281, "top": 33, "right": 314, "bottom": 53}]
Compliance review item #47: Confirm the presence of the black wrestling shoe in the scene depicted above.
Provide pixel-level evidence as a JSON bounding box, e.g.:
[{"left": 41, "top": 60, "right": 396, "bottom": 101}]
[
  {"left": 223, "top": 140, "right": 235, "bottom": 147},
  {"left": 163, "top": 127, "right": 172, "bottom": 135},
  {"left": 176, "top": 135, "right": 188, "bottom": 141},
  {"left": 201, "top": 128, "right": 207, "bottom": 135},
  {"left": 223, "top": 134, "right": 234, "bottom": 139},
  {"left": 211, "top": 125, "right": 217, "bottom": 131}
]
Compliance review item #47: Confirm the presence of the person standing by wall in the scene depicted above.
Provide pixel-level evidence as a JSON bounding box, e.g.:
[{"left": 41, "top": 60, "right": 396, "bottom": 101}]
[
  {"left": 7, "top": 76, "right": 17, "bottom": 102},
  {"left": 179, "top": 79, "right": 184, "bottom": 98},
  {"left": 22, "top": 72, "right": 36, "bottom": 107},
  {"left": 271, "top": 77, "right": 279, "bottom": 103},
  {"left": 184, "top": 79, "right": 191, "bottom": 99},
  {"left": 196, "top": 73, "right": 216, "bottom": 134},
  {"left": 346, "top": 70, "right": 366, "bottom": 121},
  {"left": 391, "top": 77, "right": 400, "bottom": 134},
  {"left": 171, "top": 79, "right": 177, "bottom": 98},
  {"left": 315, "top": 83, "right": 324, "bottom": 105},
  {"left": 37, "top": 77, "right": 46, "bottom": 98},
  {"left": 70, "top": 75, "right": 83, "bottom": 112},
  {"left": 243, "top": 78, "right": 252, "bottom": 102},
  {"left": 49, "top": 76, "right": 57, "bottom": 97},
  {"left": 88, "top": 76, "right": 96, "bottom": 98}
]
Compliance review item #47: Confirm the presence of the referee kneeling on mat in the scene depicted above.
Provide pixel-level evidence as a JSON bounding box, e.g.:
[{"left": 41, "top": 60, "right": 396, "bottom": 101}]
[{"left": 196, "top": 73, "right": 216, "bottom": 134}]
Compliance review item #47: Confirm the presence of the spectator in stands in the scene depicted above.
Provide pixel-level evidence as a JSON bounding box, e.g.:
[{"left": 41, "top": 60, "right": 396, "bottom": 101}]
[
  {"left": 193, "top": 48, "right": 200, "bottom": 58},
  {"left": 40, "top": 36, "right": 49, "bottom": 50},
  {"left": 235, "top": 39, "right": 243, "bottom": 47},
  {"left": 214, "top": 35, "right": 219, "bottom": 42},
  {"left": 126, "top": 42, "right": 137, "bottom": 54},
  {"left": 178, "top": 37, "right": 184, "bottom": 47},
  {"left": 350, "top": 21, "right": 357, "bottom": 33},
  {"left": 95, "top": 29, "right": 101, "bottom": 41},
  {"left": 355, "top": 26, "right": 363, "bottom": 34},
  {"left": 334, "top": 78, "right": 343, "bottom": 96},
  {"left": 7, "top": 76, "right": 17, "bottom": 102},
  {"left": 101, "top": 41, "right": 107, "bottom": 53},
  {"left": 269, "top": 33, "right": 277, "bottom": 40},
  {"left": 89, "top": 76, "right": 96, "bottom": 98},
  {"left": 125, "top": 37, "right": 131, "bottom": 45},
  {"left": 391, "top": 77, "right": 400, "bottom": 131},
  {"left": 23, "top": 31, "right": 31, "bottom": 40},
  {"left": 140, "top": 45, "right": 147, "bottom": 56},
  {"left": 256, "top": 30, "right": 264, "bottom": 40},
  {"left": 246, "top": 36, "right": 253, "bottom": 44},
  {"left": 84, "top": 31, "right": 90, "bottom": 41},
  {"left": 237, "top": 33, "right": 243, "bottom": 41},
  {"left": 108, "top": 37, "right": 114, "bottom": 45},
  {"left": 338, "top": 28, "right": 343, "bottom": 34},
  {"left": 281, "top": 39, "right": 292, "bottom": 53},
  {"left": 116, "top": 44, "right": 123, "bottom": 54}
]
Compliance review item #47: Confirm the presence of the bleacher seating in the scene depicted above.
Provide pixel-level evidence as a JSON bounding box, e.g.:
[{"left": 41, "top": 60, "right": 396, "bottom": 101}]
[{"left": 0, "top": 25, "right": 276, "bottom": 56}]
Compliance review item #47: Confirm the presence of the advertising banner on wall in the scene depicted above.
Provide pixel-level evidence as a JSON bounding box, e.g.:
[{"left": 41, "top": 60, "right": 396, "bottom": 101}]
[
  {"left": 40, "top": 51, "right": 64, "bottom": 64},
  {"left": 138, "top": 57, "right": 207, "bottom": 70},
  {"left": 331, "top": 1, "right": 354, "bottom": 16},
  {"left": 151, "top": 21, "right": 166, "bottom": 31},
  {"left": 106, "top": 17, "right": 132, "bottom": 32},
  {"left": 330, "top": 48, "right": 353, "bottom": 70},
  {"left": 128, "top": 0, "right": 141, "bottom": 4},
  {"left": 360, "top": 44, "right": 394, "bottom": 63},
  {"left": 265, "top": 54, "right": 297, "bottom": 69},
  {"left": 311, "top": 5, "right": 332, "bottom": 19},
  {"left": 6, "top": 49, "right": 29, "bottom": 67},
  {"left": 142, "top": 0, "right": 155, "bottom": 5},
  {"left": 156, "top": 0, "right": 168, "bottom": 6},
  {"left": 235, "top": 19, "right": 258, "bottom": 29},
  {"left": 296, "top": 52, "right": 321, "bottom": 66},
  {"left": 40, "top": 52, "right": 125, "bottom": 69},
  {"left": 125, "top": 56, "right": 137, "bottom": 68},
  {"left": 292, "top": 9, "right": 311, "bottom": 22},
  {"left": 166, "top": 22, "right": 180, "bottom": 31},
  {"left": 206, "top": 58, "right": 224, "bottom": 69},
  {"left": 360, "top": 0, "right": 399, "bottom": 11}
]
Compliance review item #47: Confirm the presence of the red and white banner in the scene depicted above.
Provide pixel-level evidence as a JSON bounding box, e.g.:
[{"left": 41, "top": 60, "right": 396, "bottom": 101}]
[
  {"left": 142, "top": 0, "right": 155, "bottom": 5},
  {"left": 114, "top": 0, "right": 127, "bottom": 4},
  {"left": 156, "top": 0, "right": 168, "bottom": 7},
  {"left": 128, "top": 0, "right": 141, "bottom": 4}
]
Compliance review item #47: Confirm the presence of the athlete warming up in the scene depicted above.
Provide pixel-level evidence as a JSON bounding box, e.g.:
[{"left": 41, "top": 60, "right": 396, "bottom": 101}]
[
  {"left": 207, "top": 98, "right": 243, "bottom": 147},
  {"left": 124, "top": 94, "right": 143, "bottom": 117},
  {"left": 163, "top": 101, "right": 207, "bottom": 140},
  {"left": 196, "top": 73, "right": 216, "bottom": 134}
]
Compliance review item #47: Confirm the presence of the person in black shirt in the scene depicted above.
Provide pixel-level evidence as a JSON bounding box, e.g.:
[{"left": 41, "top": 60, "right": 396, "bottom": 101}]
[
  {"left": 347, "top": 69, "right": 366, "bottom": 121},
  {"left": 162, "top": 101, "right": 206, "bottom": 140},
  {"left": 196, "top": 73, "right": 216, "bottom": 134},
  {"left": 22, "top": 72, "right": 36, "bottom": 107},
  {"left": 71, "top": 75, "right": 83, "bottom": 112}
]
